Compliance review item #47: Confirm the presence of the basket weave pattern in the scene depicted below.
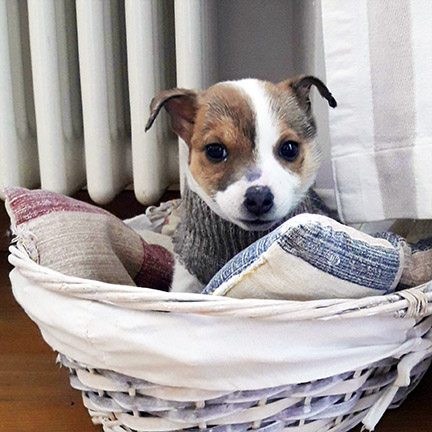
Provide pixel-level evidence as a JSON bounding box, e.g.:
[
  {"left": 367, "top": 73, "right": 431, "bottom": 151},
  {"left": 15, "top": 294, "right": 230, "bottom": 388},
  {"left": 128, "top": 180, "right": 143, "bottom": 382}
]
[{"left": 59, "top": 354, "right": 431, "bottom": 432}]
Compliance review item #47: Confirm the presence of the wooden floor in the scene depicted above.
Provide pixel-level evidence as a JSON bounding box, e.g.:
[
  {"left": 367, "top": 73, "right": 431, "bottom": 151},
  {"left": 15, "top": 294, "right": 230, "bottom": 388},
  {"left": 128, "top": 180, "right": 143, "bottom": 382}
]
[
  {"left": 1, "top": 245, "right": 432, "bottom": 431},
  {"left": 0, "top": 252, "right": 99, "bottom": 432}
]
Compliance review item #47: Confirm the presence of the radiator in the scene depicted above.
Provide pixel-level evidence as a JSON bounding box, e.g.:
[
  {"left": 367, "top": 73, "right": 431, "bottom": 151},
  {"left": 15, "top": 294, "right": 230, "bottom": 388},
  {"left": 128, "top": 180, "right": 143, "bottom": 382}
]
[{"left": 0, "top": 0, "right": 217, "bottom": 204}]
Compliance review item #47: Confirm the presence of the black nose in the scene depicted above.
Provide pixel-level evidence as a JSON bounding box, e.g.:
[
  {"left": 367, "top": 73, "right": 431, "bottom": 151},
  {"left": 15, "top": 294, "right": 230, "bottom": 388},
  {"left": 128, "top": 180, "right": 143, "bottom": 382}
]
[{"left": 244, "top": 186, "right": 274, "bottom": 216}]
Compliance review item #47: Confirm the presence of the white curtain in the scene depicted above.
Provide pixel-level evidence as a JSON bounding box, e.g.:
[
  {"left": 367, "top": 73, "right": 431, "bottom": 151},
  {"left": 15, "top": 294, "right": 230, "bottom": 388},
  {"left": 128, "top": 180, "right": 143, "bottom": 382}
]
[{"left": 322, "top": 0, "right": 432, "bottom": 223}]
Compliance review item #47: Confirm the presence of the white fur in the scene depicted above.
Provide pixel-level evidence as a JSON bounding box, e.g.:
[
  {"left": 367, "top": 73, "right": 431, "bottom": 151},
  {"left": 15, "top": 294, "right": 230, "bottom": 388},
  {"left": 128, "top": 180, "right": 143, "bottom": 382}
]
[{"left": 171, "top": 260, "right": 204, "bottom": 294}]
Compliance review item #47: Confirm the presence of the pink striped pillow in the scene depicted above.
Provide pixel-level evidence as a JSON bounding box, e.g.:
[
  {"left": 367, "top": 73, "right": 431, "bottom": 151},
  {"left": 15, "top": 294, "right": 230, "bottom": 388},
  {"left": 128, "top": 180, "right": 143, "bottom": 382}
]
[{"left": 4, "top": 188, "right": 173, "bottom": 290}]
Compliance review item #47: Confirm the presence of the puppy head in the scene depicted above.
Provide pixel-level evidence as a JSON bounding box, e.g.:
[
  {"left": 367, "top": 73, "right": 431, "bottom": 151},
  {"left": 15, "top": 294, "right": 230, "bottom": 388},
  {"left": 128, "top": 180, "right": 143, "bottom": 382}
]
[{"left": 146, "top": 76, "right": 336, "bottom": 231}]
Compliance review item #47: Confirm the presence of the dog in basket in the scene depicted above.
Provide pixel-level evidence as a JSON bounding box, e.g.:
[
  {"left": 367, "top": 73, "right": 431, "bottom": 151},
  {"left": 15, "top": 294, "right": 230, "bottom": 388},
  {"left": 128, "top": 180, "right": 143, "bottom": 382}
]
[{"left": 146, "top": 75, "right": 337, "bottom": 293}]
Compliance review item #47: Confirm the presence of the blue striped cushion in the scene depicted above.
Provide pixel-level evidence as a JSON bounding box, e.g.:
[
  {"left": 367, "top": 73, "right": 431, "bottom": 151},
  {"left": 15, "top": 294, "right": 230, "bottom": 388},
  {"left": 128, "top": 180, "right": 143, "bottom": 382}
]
[{"left": 203, "top": 214, "right": 405, "bottom": 300}]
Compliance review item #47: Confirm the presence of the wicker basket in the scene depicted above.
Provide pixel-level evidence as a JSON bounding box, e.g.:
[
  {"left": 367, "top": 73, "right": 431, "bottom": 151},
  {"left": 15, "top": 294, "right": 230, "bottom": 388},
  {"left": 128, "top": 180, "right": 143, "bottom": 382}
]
[{"left": 7, "top": 210, "right": 432, "bottom": 432}]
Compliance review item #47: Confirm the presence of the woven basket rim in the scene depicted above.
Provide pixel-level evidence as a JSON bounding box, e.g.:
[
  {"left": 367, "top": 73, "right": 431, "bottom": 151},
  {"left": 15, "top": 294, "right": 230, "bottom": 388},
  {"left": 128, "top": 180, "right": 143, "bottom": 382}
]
[{"left": 9, "top": 244, "right": 432, "bottom": 322}]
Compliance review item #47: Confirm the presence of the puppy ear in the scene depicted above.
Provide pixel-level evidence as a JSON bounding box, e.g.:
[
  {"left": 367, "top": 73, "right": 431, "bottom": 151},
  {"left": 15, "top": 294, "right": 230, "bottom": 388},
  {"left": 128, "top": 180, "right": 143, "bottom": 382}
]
[
  {"left": 145, "top": 88, "right": 199, "bottom": 144},
  {"left": 279, "top": 75, "right": 337, "bottom": 113}
]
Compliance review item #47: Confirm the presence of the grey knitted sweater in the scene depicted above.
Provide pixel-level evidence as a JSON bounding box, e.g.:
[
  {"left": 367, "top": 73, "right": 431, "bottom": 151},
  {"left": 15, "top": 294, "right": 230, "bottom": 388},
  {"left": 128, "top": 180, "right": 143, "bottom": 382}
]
[{"left": 173, "top": 187, "right": 337, "bottom": 285}]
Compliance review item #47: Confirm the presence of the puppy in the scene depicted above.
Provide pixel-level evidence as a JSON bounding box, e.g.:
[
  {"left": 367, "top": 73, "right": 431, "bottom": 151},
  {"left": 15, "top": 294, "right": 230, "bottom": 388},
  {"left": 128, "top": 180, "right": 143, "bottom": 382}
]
[{"left": 146, "top": 76, "right": 337, "bottom": 293}]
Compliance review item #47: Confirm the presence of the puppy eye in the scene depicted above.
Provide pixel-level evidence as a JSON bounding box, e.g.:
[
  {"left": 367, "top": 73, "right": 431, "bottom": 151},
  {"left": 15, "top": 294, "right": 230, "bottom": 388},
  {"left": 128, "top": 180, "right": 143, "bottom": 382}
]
[
  {"left": 278, "top": 140, "right": 299, "bottom": 162},
  {"left": 204, "top": 143, "right": 228, "bottom": 162}
]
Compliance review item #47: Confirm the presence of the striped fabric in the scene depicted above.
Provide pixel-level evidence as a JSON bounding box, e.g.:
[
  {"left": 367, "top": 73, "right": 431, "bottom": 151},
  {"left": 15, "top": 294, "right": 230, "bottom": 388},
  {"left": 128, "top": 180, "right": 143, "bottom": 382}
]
[
  {"left": 204, "top": 214, "right": 406, "bottom": 300},
  {"left": 322, "top": 0, "right": 432, "bottom": 223},
  {"left": 4, "top": 188, "right": 173, "bottom": 290}
]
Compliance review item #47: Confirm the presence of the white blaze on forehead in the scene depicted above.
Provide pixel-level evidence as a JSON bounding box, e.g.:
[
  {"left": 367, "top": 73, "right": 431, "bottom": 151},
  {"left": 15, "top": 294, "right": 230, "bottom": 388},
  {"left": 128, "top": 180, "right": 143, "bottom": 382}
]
[{"left": 230, "top": 79, "right": 280, "bottom": 156}]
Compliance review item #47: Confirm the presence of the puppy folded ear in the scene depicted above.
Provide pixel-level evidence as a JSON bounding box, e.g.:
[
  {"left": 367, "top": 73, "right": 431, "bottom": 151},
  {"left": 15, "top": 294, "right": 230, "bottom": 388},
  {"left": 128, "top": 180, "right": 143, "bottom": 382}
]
[
  {"left": 145, "top": 88, "right": 199, "bottom": 144},
  {"left": 279, "top": 75, "right": 337, "bottom": 113}
]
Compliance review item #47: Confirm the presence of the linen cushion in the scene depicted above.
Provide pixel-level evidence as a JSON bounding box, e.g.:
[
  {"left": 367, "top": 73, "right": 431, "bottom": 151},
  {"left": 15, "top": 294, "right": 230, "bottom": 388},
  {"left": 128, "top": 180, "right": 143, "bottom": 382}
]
[
  {"left": 203, "top": 214, "right": 406, "bottom": 300},
  {"left": 4, "top": 188, "right": 173, "bottom": 290},
  {"left": 399, "top": 237, "right": 432, "bottom": 288}
]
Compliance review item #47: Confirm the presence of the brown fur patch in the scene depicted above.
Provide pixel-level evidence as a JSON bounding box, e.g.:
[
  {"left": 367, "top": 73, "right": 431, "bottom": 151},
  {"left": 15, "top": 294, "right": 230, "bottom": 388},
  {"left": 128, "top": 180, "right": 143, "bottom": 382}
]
[
  {"left": 146, "top": 88, "right": 199, "bottom": 144},
  {"left": 274, "top": 133, "right": 320, "bottom": 184},
  {"left": 273, "top": 127, "right": 305, "bottom": 175},
  {"left": 188, "top": 84, "right": 257, "bottom": 194},
  {"left": 262, "top": 81, "right": 321, "bottom": 184},
  {"left": 263, "top": 81, "right": 317, "bottom": 140}
]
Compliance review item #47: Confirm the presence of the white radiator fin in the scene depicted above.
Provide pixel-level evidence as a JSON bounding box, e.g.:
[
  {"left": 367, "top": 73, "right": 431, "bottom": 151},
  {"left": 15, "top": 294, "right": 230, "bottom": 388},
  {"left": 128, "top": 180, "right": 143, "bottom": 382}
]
[
  {"left": 0, "top": 0, "right": 39, "bottom": 191},
  {"left": 126, "top": 0, "right": 177, "bottom": 204},
  {"left": 28, "top": 0, "right": 85, "bottom": 195},
  {"left": 174, "top": 0, "right": 218, "bottom": 191},
  {"left": 76, "top": 0, "right": 132, "bottom": 204}
]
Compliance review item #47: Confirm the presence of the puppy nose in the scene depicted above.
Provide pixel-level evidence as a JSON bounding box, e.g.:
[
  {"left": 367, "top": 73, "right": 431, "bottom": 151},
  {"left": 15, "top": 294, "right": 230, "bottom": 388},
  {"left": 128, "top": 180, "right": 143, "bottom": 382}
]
[{"left": 244, "top": 186, "right": 274, "bottom": 216}]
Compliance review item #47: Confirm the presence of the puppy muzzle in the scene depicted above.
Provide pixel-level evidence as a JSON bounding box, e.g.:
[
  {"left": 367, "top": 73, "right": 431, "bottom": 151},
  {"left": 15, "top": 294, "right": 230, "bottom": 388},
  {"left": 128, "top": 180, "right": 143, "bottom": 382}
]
[{"left": 243, "top": 186, "right": 274, "bottom": 216}]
